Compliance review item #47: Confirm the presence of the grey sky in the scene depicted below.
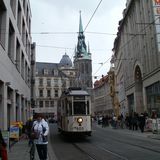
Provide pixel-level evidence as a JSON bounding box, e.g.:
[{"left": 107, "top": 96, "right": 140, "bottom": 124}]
[{"left": 30, "top": 0, "right": 126, "bottom": 80}]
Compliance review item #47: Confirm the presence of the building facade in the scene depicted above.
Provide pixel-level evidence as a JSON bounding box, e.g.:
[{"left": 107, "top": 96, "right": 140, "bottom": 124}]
[
  {"left": 34, "top": 54, "right": 75, "bottom": 118},
  {"left": 74, "top": 12, "right": 92, "bottom": 94},
  {"left": 0, "top": 0, "right": 35, "bottom": 130},
  {"left": 113, "top": 0, "right": 160, "bottom": 116},
  {"left": 93, "top": 75, "right": 113, "bottom": 117}
]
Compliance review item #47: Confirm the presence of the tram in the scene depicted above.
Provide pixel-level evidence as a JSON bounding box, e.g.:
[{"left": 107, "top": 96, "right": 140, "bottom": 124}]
[{"left": 57, "top": 87, "right": 92, "bottom": 136}]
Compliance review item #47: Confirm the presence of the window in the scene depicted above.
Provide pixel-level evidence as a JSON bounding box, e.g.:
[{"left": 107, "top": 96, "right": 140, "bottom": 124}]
[
  {"left": 44, "top": 69, "right": 48, "bottom": 75},
  {"left": 69, "top": 101, "right": 72, "bottom": 115},
  {"left": 45, "top": 101, "right": 49, "bottom": 107},
  {"left": 39, "top": 89, "right": 43, "bottom": 97},
  {"left": 17, "top": 1, "right": 21, "bottom": 33},
  {"left": 21, "top": 53, "right": 25, "bottom": 78},
  {"left": 22, "top": 20, "right": 25, "bottom": 45},
  {"left": 55, "top": 90, "right": 58, "bottom": 97},
  {"left": 8, "top": 20, "right": 15, "bottom": 61},
  {"left": 39, "top": 101, "right": 43, "bottom": 108},
  {"left": 50, "top": 101, "right": 54, "bottom": 107},
  {"left": 47, "top": 90, "right": 51, "bottom": 97},
  {"left": 54, "top": 69, "right": 58, "bottom": 76},
  {"left": 54, "top": 79, "right": 58, "bottom": 87},
  {"left": 73, "top": 102, "right": 86, "bottom": 115},
  {"left": 0, "top": 0, "right": 6, "bottom": 48},
  {"left": 47, "top": 79, "right": 51, "bottom": 86},
  {"left": 15, "top": 39, "right": 20, "bottom": 71},
  {"left": 39, "top": 78, "right": 43, "bottom": 86}
]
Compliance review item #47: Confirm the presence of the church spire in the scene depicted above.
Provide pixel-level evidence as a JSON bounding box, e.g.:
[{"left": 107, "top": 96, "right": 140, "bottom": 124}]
[
  {"left": 79, "top": 11, "right": 83, "bottom": 33},
  {"left": 76, "top": 11, "right": 87, "bottom": 56}
]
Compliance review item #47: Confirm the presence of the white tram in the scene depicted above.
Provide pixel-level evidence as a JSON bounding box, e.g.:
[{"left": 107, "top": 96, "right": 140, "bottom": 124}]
[{"left": 57, "top": 87, "right": 92, "bottom": 136}]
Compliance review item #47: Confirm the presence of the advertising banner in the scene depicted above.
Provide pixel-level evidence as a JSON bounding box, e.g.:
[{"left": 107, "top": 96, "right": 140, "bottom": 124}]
[{"left": 9, "top": 125, "right": 19, "bottom": 139}]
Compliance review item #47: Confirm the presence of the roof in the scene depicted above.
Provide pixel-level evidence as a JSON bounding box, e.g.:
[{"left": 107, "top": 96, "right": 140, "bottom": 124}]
[
  {"left": 36, "top": 62, "right": 67, "bottom": 77},
  {"left": 69, "top": 90, "right": 89, "bottom": 96},
  {"left": 59, "top": 53, "right": 72, "bottom": 67},
  {"left": 62, "top": 87, "right": 89, "bottom": 96}
]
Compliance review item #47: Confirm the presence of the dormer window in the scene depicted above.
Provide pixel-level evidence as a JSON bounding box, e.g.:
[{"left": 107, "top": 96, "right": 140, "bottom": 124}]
[
  {"left": 54, "top": 69, "right": 58, "bottom": 76},
  {"left": 44, "top": 69, "right": 48, "bottom": 75}
]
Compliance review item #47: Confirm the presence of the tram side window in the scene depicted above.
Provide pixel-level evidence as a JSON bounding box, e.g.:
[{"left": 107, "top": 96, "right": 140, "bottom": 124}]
[
  {"left": 74, "top": 102, "right": 86, "bottom": 115},
  {"left": 69, "top": 101, "right": 72, "bottom": 115},
  {"left": 87, "top": 101, "right": 90, "bottom": 115},
  {"left": 65, "top": 98, "right": 68, "bottom": 115}
]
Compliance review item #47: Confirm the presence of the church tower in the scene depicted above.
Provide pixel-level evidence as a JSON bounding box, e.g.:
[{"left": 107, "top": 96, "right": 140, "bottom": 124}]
[{"left": 74, "top": 12, "right": 92, "bottom": 92}]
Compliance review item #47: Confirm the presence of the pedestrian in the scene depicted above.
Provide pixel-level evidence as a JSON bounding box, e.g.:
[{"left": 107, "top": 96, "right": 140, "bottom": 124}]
[
  {"left": 139, "top": 113, "right": 146, "bottom": 133},
  {"left": 0, "top": 129, "right": 8, "bottom": 160},
  {"left": 32, "top": 113, "right": 49, "bottom": 160},
  {"left": 25, "top": 117, "right": 34, "bottom": 146}
]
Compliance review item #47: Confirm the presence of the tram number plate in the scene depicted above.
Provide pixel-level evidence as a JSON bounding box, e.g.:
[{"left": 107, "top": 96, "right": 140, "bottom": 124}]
[
  {"left": 73, "top": 126, "right": 84, "bottom": 130},
  {"left": 78, "top": 126, "right": 84, "bottom": 130}
]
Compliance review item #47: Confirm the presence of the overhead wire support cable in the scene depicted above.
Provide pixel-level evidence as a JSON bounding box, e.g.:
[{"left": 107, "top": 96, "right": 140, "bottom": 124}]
[{"left": 84, "top": 0, "right": 103, "bottom": 32}]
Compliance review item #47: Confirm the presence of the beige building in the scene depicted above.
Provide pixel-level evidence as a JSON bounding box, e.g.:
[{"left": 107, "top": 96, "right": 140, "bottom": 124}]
[
  {"left": 34, "top": 53, "right": 75, "bottom": 118},
  {"left": 93, "top": 75, "right": 113, "bottom": 116},
  {"left": 0, "top": 0, "right": 35, "bottom": 130},
  {"left": 113, "top": 0, "right": 160, "bottom": 116}
]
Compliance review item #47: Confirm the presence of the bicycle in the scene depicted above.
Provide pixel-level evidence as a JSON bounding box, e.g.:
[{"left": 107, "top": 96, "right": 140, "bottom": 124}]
[{"left": 29, "top": 141, "right": 35, "bottom": 160}]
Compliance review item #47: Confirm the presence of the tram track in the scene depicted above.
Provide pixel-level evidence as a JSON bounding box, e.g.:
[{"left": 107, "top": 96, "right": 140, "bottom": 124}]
[
  {"left": 94, "top": 132, "right": 160, "bottom": 154},
  {"left": 72, "top": 142, "right": 129, "bottom": 160},
  {"left": 73, "top": 143, "right": 97, "bottom": 160}
]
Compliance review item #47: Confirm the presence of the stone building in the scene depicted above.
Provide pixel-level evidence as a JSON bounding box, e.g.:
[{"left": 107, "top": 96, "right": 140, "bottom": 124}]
[
  {"left": 113, "top": 0, "right": 160, "bottom": 116},
  {"left": 93, "top": 75, "right": 113, "bottom": 116},
  {"left": 0, "top": 0, "right": 35, "bottom": 130},
  {"left": 34, "top": 53, "right": 75, "bottom": 117}
]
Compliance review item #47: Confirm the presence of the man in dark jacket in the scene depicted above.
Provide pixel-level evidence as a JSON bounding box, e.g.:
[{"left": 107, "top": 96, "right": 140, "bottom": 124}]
[{"left": 139, "top": 113, "right": 146, "bottom": 133}]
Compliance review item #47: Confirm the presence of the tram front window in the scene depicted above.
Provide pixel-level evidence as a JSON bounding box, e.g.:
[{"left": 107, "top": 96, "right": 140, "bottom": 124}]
[{"left": 74, "top": 102, "right": 86, "bottom": 115}]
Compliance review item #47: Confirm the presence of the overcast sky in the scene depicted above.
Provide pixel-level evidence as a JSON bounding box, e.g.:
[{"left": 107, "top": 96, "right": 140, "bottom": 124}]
[{"left": 30, "top": 0, "right": 126, "bottom": 81}]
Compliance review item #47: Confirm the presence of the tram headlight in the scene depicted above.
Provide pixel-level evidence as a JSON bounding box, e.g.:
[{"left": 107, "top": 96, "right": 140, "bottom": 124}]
[{"left": 77, "top": 117, "right": 83, "bottom": 124}]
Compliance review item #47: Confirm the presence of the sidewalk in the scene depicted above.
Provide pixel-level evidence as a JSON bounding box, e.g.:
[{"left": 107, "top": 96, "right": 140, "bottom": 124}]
[
  {"left": 95, "top": 121, "right": 160, "bottom": 140},
  {"left": 8, "top": 139, "right": 39, "bottom": 160},
  {"left": 8, "top": 134, "right": 57, "bottom": 160}
]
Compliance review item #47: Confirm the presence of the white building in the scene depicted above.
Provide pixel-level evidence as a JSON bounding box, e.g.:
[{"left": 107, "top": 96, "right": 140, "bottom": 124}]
[
  {"left": 34, "top": 53, "right": 75, "bottom": 118},
  {"left": 0, "top": 0, "right": 35, "bottom": 130}
]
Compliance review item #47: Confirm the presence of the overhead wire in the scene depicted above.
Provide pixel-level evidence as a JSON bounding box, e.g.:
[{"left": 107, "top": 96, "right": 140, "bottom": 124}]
[
  {"left": 84, "top": 0, "right": 103, "bottom": 32},
  {"left": 113, "top": 17, "right": 158, "bottom": 55},
  {"left": 93, "top": 57, "right": 111, "bottom": 76}
]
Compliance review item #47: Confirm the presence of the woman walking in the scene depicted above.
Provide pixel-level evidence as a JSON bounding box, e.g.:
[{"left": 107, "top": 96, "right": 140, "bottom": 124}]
[{"left": 32, "top": 114, "right": 49, "bottom": 160}]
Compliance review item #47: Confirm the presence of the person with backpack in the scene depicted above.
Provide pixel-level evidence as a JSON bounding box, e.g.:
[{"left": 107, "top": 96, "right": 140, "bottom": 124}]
[{"left": 32, "top": 113, "right": 49, "bottom": 160}]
